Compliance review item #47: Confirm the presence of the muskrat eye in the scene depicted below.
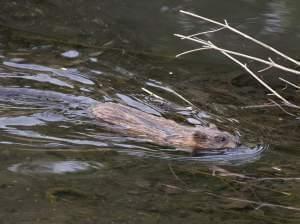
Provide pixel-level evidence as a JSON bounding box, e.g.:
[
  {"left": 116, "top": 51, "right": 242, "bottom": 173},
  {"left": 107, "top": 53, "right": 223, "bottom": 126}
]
[
  {"left": 193, "top": 132, "right": 207, "bottom": 142},
  {"left": 214, "top": 135, "right": 227, "bottom": 143}
]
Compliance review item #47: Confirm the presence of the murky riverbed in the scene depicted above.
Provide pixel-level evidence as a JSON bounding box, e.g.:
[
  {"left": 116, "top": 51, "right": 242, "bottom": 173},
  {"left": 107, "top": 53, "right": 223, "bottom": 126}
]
[{"left": 0, "top": 1, "right": 300, "bottom": 223}]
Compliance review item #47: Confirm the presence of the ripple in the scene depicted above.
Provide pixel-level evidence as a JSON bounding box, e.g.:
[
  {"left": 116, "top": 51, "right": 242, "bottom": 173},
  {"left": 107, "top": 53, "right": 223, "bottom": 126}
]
[
  {"left": 177, "top": 144, "right": 268, "bottom": 165},
  {"left": 119, "top": 144, "right": 269, "bottom": 165},
  {"left": 116, "top": 93, "right": 161, "bottom": 116},
  {"left": 0, "top": 73, "right": 74, "bottom": 88},
  {"left": 0, "top": 87, "right": 98, "bottom": 109},
  {"left": 3, "top": 61, "right": 94, "bottom": 85}
]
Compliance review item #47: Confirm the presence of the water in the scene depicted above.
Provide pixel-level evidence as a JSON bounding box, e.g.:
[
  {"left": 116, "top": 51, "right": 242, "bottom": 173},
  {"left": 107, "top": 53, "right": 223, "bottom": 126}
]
[{"left": 0, "top": 1, "right": 300, "bottom": 223}]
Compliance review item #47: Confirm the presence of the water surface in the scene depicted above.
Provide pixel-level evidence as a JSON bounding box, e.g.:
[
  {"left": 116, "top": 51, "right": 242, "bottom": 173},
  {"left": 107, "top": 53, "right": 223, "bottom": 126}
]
[{"left": 0, "top": 1, "right": 300, "bottom": 223}]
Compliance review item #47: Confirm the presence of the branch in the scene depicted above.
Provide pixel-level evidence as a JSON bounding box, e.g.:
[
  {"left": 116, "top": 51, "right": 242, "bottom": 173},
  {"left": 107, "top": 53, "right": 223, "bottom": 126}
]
[
  {"left": 174, "top": 34, "right": 300, "bottom": 75},
  {"left": 206, "top": 192, "right": 300, "bottom": 212},
  {"left": 279, "top": 77, "right": 300, "bottom": 90},
  {"left": 174, "top": 11, "right": 300, "bottom": 108},
  {"left": 183, "top": 27, "right": 226, "bottom": 39},
  {"left": 175, "top": 46, "right": 211, "bottom": 57},
  {"left": 145, "top": 82, "right": 196, "bottom": 108},
  {"left": 212, "top": 44, "right": 293, "bottom": 105},
  {"left": 268, "top": 99, "right": 298, "bottom": 117},
  {"left": 179, "top": 10, "right": 300, "bottom": 66}
]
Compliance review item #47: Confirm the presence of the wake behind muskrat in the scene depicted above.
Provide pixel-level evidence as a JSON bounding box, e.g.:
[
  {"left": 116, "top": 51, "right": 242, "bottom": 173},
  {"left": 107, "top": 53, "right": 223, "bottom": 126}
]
[{"left": 91, "top": 102, "right": 240, "bottom": 155}]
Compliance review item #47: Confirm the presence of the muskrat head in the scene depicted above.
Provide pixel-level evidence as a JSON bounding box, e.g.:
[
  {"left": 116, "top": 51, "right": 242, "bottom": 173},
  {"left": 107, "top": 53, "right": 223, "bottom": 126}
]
[{"left": 193, "top": 129, "right": 240, "bottom": 152}]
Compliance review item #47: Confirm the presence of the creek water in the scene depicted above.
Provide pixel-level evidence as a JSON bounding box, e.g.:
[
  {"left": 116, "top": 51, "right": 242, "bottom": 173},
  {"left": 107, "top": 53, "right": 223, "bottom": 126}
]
[{"left": 0, "top": 1, "right": 300, "bottom": 223}]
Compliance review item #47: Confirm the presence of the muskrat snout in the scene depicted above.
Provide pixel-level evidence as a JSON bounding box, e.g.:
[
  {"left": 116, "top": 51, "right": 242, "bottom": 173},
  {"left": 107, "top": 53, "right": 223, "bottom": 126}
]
[
  {"left": 193, "top": 130, "right": 240, "bottom": 152},
  {"left": 192, "top": 133, "right": 241, "bottom": 157}
]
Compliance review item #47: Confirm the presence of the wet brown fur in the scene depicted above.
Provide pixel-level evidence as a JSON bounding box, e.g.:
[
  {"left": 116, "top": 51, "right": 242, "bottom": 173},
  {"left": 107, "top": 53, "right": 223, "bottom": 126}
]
[{"left": 91, "top": 102, "right": 239, "bottom": 154}]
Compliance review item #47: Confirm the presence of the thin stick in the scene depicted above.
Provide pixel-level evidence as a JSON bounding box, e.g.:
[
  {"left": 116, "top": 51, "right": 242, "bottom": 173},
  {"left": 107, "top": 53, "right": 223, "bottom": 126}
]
[
  {"left": 255, "top": 177, "right": 300, "bottom": 181},
  {"left": 168, "top": 163, "right": 188, "bottom": 187},
  {"left": 211, "top": 166, "right": 300, "bottom": 182},
  {"left": 175, "top": 47, "right": 210, "bottom": 58},
  {"left": 206, "top": 192, "right": 300, "bottom": 212},
  {"left": 146, "top": 82, "right": 196, "bottom": 108},
  {"left": 258, "top": 65, "right": 273, "bottom": 73},
  {"left": 279, "top": 77, "right": 300, "bottom": 89},
  {"left": 268, "top": 99, "right": 298, "bottom": 117},
  {"left": 185, "top": 27, "right": 226, "bottom": 38},
  {"left": 241, "top": 103, "right": 280, "bottom": 109},
  {"left": 179, "top": 10, "right": 300, "bottom": 66},
  {"left": 141, "top": 87, "right": 165, "bottom": 100}
]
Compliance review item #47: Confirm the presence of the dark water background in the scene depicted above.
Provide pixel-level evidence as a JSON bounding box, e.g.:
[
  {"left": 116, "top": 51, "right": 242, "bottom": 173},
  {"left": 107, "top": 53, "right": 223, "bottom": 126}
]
[{"left": 0, "top": 1, "right": 300, "bottom": 223}]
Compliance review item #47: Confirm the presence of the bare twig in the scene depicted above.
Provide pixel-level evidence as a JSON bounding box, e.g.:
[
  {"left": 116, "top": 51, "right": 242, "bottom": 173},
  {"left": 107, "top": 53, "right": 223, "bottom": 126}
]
[
  {"left": 241, "top": 103, "right": 278, "bottom": 109},
  {"left": 184, "top": 27, "right": 226, "bottom": 38},
  {"left": 279, "top": 77, "right": 300, "bottom": 90},
  {"left": 210, "top": 166, "right": 300, "bottom": 182},
  {"left": 168, "top": 163, "right": 188, "bottom": 187},
  {"left": 204, "top": 192, "right": 300, "bottom": 212},
  {"left": 211, "top": 166, "right": 249, "bottom": 179},
  {"left": 175, "top": 46, "right": 211, "bottom": 58},
  {"left": 258, "top": 65, "right": 273, "bottom": 73},
  {"left": 146, "top": 82, "right": 196, "bottom": 108},
  {"left": 255, "top": 177, "right": 300, "bottom": 182},
  {"left": 141, "top": 87, "right": 165, "bottom": 100},
  {"left": 268, "top": 99, "right": 298, "bottom": 117}
]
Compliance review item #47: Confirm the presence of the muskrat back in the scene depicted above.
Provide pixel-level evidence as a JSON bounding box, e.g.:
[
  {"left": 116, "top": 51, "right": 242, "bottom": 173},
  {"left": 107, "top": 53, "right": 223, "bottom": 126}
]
[{"left": 91, "top": 102, "right": 239, "bottom": 154}]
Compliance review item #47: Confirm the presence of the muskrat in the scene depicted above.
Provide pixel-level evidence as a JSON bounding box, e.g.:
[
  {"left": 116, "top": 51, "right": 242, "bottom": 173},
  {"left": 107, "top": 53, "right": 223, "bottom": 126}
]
[{"left": 91, "top": 102, "right": 240, "bottom": 155}]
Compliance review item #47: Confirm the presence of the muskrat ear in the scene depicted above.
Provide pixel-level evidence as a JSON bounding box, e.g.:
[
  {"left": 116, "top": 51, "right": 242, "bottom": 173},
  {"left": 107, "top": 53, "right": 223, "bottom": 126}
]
[
  {"left": 208, "top": 123, "right": 218, "bottom": 129},
  {"left": 193, "top": 131, "right": 207, "bottom": 143}
]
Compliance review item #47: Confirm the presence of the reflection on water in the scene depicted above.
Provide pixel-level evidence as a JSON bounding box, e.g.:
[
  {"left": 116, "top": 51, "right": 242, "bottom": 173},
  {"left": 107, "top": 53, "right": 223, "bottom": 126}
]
[
  {"left": 263, "top": 1, "right": 290, "bottom": 33},
  {"left": 8, "top": 160, "right": 104, "bottom": 174}
]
